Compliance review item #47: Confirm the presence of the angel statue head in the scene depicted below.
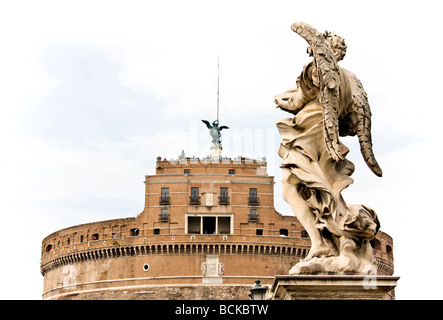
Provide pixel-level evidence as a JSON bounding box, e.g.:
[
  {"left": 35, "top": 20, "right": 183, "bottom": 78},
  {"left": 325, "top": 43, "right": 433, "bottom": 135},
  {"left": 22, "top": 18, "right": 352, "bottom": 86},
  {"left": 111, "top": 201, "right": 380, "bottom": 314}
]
[
  {"left": 323, "top": 31, "right": 347, "bottom": 62},
  {"left": 307, "top": 30, "right": 347, "bottom": 62}
]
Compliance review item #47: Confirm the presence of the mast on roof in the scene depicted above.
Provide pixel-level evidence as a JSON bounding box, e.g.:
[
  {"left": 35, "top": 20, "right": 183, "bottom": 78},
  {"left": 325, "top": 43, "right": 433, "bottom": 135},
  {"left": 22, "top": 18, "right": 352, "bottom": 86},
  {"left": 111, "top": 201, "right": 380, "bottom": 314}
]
[
  {"left": 201, "top": 57, "right": 229, "bottom": 158},
  {"left": 217, "top": 56, "right": 220, "bottom": 122}
]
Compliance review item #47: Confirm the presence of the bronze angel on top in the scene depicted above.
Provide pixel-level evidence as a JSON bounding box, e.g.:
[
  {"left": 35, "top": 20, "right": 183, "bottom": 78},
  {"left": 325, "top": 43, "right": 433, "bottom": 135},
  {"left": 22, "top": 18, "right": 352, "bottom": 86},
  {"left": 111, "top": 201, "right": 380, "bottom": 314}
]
[
  {"left": 274, "top": 22, "right": 383, "bottom": 275},
  {"left": 201, "top": 119, "right": 229, "bottom": 145}
]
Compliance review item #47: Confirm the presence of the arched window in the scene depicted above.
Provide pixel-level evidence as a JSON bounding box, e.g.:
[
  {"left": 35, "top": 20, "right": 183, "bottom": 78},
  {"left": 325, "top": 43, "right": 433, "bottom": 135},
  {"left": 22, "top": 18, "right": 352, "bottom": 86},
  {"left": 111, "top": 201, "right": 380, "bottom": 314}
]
[
  {"left": 45, "top": 244, "right": 52, "bottom": 253},
  {"left": 301, "top": 230, "right": 309, "bottom": 238},
  {"left": 371, "top": 239, "right": 382, "bottom": 251},
  {"left": 386, "top": 245, "right": 393, "bottom": 256}
]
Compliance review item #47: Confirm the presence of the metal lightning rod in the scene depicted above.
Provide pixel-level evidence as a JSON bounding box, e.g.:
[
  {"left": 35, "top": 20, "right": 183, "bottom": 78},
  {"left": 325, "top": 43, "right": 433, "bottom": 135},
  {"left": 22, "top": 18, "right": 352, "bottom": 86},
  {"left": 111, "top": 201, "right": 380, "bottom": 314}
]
[{"left": 217, "top": 56, "right": 220, "bottom": 122}]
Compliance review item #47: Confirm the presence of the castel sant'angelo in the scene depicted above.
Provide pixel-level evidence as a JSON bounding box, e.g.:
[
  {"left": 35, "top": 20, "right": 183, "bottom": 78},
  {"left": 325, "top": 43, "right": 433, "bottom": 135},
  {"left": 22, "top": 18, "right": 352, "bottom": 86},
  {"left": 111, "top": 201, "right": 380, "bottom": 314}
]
[
  {"left": 40, "top": 25, "right": 396, "bottom": 298},
  {"left": 40, "top": 149, "right": 394, "bottom": 300}
]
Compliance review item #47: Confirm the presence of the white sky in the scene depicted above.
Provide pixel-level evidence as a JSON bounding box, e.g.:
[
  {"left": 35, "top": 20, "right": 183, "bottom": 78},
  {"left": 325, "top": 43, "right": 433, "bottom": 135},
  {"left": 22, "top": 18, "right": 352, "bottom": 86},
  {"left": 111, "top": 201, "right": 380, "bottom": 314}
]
[{"left": 0, "top": 0, "right": 441, "bottom": 300}]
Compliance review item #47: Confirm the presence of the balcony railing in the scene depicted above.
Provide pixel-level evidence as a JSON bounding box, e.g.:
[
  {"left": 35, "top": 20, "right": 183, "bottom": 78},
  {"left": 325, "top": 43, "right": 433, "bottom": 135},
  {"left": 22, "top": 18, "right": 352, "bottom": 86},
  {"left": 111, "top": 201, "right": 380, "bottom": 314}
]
[
  {"left": 248, "top": 197, "right": 259, "bottom": 206},
  {"left": 189, "top": 196, "right": 201, "bottom": 205},
  {"left": 218, "top": 196, "right": 230, "bottom": 205},
  {"left": 159, "top": 197, "right": 170, "bottom": 205},
  {"left": 159, "top": 213, "right": 169, "bottom": 222},
  {"left": 249, "top": 213, "right": 259, "bottom": 222}
]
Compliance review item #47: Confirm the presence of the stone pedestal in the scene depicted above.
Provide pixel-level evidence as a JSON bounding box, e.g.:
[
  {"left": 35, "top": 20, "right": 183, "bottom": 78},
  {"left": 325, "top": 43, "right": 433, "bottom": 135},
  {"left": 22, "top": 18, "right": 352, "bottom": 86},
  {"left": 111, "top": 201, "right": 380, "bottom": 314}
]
[
  {"left": 270, "top": 275, "right": 400, "bottom": 300},
  {"left": 211, "top": 144, "right": 222, "bottom": 158}
]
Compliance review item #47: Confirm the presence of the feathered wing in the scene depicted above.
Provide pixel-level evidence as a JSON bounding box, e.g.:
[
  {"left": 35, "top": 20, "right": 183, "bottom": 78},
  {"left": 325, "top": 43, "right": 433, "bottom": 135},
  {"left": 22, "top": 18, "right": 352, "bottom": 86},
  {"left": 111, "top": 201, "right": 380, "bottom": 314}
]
[
  {"left": 343, "top": 70, "right": 383, "bottom": 177},
  {"left": 219, "top": 126, "right": 229, "bottom": 131},
  {"left": 201, "top": 120, "right": 212, "bottom": 129},
  {"left": 291, "top": 22, "right": 344, "bottom": 162}
]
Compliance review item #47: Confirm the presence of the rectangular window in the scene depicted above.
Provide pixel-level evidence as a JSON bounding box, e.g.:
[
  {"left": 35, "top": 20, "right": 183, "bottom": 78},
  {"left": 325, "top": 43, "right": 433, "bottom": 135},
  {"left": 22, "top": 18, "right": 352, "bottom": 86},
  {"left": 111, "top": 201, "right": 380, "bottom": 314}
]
[
  {"left": 218, "top": 217, "right": 231, "bottom": 234},
  {"left": 228, "top": 169, "right": 235, "bottom": 175},
  {"left": 188, "top": 217, "right": 201, "bottom": 234},
  {"left": 249, "top": 209, "right": 259, "bottom": 222},
  {"left": 184, "top": 169, "right": 190, "bottom": 174},
  {"left": 186, "top": 216, "right": 231, "bottom": 235},
  {"left": 203, "top": 216, "right": 216, "bottom": 234},
  {"left": 160, "top": 208, "right": 169, "bottom": 221},
  {"left": 219, "top": 187, "right": 229, "bottom": 205},
  {"left": 248, "top": 188, "right": 259, "bottom": 205},
  {"left": 190, "top": 187, "right": 200, "bottom": 205},
  {"left": 161, "top": 187, "right": 169, "bottom": 198},
  {"left": 160, "top": 187, "right": 170, "bottom": 204}
]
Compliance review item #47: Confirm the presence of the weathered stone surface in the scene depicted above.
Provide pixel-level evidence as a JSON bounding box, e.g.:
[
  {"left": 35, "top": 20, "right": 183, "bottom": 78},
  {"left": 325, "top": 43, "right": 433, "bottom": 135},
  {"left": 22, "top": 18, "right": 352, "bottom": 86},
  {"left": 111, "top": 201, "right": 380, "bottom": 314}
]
[
  {"left": 52, "top": 285, "right": 252, "bottom": 300},
  {"left": 270, "top": 275, "right": 399, "bottom": 300},
  {"left": 275, "top": 22, "right": 384, "bottom": 275}
]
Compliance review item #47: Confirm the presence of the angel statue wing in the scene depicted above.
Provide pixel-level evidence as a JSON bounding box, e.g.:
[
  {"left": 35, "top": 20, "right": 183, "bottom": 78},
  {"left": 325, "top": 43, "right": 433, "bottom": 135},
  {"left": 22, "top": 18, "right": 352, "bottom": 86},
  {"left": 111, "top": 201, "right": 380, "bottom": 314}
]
[
  {"left": 291, "top": 22, "right": 343, "bottom": 162},
  {"left": 345, "top": 70, "right": 383, "bottom": 177},
  {"left": 201, "top": 120, "right": 213, "bottom": 129},
  {"left": 219, "top": 126, "right": 229, "bottom": 131},
  {"left": 291, "top": 22, "right": 382, "bottom": 177}
]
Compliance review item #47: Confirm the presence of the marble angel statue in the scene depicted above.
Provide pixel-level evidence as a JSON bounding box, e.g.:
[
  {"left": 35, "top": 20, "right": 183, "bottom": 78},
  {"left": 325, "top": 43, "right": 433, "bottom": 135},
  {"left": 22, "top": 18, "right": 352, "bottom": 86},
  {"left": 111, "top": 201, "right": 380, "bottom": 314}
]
[{"left": 274, "top": 22, "right": 383, "bottom": 275}]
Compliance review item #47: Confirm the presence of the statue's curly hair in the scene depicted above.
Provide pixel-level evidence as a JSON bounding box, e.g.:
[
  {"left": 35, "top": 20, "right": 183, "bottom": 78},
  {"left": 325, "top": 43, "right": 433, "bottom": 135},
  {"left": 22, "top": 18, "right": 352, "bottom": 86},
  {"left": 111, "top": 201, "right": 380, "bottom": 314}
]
[{"left": 322, "top": 30, "right": 347, "bottom": 62}]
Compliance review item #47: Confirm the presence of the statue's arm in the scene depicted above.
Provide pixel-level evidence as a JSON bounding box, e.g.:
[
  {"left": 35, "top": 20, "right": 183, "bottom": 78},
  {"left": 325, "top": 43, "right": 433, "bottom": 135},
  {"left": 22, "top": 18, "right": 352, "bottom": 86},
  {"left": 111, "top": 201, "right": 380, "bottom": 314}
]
[
  {"left": 275, "top": 90, "right": 305, "bottom": 115},
  {"left": 274, "top": 63, "right": 317, "bottom": 115}
]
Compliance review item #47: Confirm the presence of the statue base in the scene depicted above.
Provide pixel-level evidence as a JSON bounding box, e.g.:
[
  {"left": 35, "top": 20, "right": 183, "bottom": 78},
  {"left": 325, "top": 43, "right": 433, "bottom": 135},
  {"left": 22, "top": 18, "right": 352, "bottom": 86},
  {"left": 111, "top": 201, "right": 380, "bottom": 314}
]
[
  {"left": 269, "top": 275, "right": 399, "bottom": 300},
  {"left": 211, "top": 144, "right": 222, "bottom": 158}
]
